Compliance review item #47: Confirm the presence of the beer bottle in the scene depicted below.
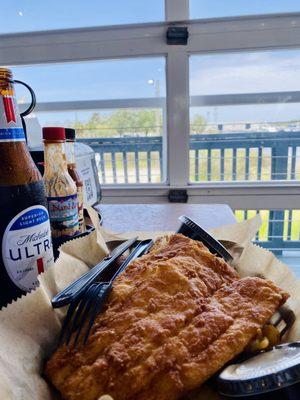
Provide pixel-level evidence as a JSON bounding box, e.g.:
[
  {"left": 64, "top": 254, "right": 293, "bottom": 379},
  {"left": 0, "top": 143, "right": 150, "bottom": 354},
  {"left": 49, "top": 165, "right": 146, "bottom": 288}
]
[
  {"left": 65, "top": 128, "right": 85, "bottom": 233},
  {"left": 0, "top": 68, "right": 54, "bottom": 307}
]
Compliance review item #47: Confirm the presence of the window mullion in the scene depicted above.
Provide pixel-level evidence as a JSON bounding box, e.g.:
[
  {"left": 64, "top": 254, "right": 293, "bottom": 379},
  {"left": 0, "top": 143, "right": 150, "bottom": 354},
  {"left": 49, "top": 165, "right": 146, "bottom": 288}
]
[
  {"left": 166, "top": 50, "right": 190, "bottom": 187},
  {"left": 165, "top": 0, "right": 189, "bottom": 21}
]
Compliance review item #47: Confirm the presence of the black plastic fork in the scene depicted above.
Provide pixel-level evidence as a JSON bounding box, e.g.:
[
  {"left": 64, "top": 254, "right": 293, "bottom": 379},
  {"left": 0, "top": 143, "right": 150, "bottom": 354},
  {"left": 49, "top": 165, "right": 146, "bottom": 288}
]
[
  {"left": 52, "top": 237, "right": 138, "bottom": 309},
  {"left": 60, "top": 238, "right": 154, "bottom": 347}
]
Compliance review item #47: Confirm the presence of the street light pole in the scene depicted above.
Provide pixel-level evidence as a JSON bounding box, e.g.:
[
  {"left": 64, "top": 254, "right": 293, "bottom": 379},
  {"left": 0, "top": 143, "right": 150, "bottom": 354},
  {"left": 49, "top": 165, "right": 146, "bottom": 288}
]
[{"left": 147, "top": 79, "right": 161, "bottom": 135}]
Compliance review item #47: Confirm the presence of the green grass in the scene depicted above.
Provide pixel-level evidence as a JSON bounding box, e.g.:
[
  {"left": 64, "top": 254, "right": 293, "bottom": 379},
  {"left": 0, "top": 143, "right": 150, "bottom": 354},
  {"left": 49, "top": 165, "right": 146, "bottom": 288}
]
[
  {"left": 189, "top": 148, "right": 275, "bottom": 182},
  {"left": 99, "top": 152, "right": 162, "bottom": 184},
  {"left": 235, "top": 210, "right": 300, "bottom": 242}
]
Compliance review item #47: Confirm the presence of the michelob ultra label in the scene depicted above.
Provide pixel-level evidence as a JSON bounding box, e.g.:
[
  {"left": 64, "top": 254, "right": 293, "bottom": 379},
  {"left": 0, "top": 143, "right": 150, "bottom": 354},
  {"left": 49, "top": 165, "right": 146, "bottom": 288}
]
[
  {"left": 0, "top": 87, "right": 25, "bottom": 142},
  {"left": 2, "top": 205, "right": 54, "bottom": 291}
]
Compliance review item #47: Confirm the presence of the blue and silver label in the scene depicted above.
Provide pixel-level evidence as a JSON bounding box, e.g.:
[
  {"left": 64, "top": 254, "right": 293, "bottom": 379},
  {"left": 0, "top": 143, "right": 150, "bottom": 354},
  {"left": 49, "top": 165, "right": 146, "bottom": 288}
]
[
  {"left": 0, "top": 127, "right": 25, "bottom": 142},
  {"left": 2, "top": 206, "right": 54, "bottom": 292},
  {"left": 0, "top": 90, "right": 25, "bottom": 142}
]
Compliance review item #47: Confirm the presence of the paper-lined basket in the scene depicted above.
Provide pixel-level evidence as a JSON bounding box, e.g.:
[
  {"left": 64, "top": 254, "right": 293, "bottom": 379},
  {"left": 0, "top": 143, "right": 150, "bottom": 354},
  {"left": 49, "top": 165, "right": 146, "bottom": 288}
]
[{"left": 0, "top": 207, "right": 299, "bottom": 400}]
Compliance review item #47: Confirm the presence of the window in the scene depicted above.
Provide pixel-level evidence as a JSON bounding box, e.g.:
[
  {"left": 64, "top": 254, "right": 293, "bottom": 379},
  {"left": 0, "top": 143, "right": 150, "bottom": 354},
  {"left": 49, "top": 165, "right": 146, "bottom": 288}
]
[
  {"left": 12, "top": 58, "right": 166, "bottom": 185},
  {"left": 2, "top": 0, "right": 164, "bottom": 34},
  {"left": 34, "top": 108, "right": 164, "bottom": 185},
  {"left": 189, "top": 50, "right": 300, "bottom": 183},
  {"left": 190, "top": 0, "right": 300, "bottom": 19},
  {"left": 2, "top": 1, "right": 300, "bottom": 200},
  {"left": 13, "top": 58, "right": 166, "bottom": 102}
]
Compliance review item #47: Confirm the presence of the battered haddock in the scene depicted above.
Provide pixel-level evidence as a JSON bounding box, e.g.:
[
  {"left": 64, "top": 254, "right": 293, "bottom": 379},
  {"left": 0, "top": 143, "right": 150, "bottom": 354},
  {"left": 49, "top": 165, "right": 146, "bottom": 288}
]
[{"left": 45, "top": 234, "right": 288, "bottom": 400}]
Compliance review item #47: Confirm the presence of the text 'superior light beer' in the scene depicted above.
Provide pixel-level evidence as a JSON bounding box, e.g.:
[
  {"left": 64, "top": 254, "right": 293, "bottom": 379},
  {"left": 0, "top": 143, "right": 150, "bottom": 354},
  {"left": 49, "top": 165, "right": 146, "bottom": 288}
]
[{"left": 0, "top": 68, "right": 54, "bottom": 308}]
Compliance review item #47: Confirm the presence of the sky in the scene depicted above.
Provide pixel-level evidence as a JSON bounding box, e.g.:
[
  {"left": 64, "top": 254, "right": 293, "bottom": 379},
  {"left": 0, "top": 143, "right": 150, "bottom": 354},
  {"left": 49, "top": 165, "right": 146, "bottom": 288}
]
[
  {"left": 13, "top": 58, "right": 166, "bottom": 103},
  {"left": 3, "top": 1, "right": 300, "bottom": 33},
  {"left": 190, "top": 0, "right": 300, "bottom": 19},
  {"left": 190, "top": 50, "right": 300, "bottom": 124},
  {"left": 4, "top": 1, "right": 300, "bottom": 127},
  {"left": 1, "top": 0, "right": 164, "bottom": 34}
]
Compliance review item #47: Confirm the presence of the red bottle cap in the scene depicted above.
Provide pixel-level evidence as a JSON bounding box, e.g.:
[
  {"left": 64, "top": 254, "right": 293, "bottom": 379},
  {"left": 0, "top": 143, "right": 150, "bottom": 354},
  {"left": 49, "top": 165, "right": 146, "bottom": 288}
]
[{"left": 42, "top": 127, "right": 66, "bottom": 141}]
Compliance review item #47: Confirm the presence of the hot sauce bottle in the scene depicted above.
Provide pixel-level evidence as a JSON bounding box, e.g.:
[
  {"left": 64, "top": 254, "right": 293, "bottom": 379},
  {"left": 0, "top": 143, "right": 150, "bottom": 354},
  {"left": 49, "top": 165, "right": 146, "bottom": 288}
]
[
  {"left": 43, "top": 127, "right": 80, "bottom": 238},
  {"left": 0, "top": 68, "right": 54, "bottom": 307},
  {"left": 65, "top": 128, "right": 85, "bottom": 233}
]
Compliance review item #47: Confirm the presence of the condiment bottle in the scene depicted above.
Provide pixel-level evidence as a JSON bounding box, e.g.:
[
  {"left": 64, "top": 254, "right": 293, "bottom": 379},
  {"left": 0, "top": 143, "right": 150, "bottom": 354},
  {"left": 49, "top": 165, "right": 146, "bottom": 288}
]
[
  {"left": 0, "top": 68, "right": 54, "bottom": 307},
  {"left": 65, "top": 128, "right": 85, "bottom": 233},
  {"left": 43, "top": 127, "right": 80, "bottom": 238}
]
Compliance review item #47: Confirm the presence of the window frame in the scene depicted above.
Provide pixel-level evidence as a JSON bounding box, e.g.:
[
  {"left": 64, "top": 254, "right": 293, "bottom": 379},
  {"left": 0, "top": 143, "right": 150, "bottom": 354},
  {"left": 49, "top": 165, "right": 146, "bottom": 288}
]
[{"left": 2, "top": 1, "right": 300, "bottom": 208}]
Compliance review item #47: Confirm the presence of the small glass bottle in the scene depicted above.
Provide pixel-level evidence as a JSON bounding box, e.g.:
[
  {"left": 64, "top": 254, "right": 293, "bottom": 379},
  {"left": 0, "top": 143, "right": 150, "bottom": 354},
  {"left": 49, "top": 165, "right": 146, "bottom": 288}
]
[
  {"left": 43, "top": 127, "right": 79, "bottom": 238},
  {"left": 65, "top": 128, "right": 85, "bottom": 233}
]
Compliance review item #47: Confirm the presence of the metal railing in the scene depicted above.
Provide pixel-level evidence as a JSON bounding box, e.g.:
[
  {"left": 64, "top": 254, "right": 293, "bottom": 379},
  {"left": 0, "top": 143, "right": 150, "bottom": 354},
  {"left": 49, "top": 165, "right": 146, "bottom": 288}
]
[
  {"left": 236, "top": 209, "right": 300, "bottom": 254},
  {"left": 79, "top": 136, "right": 163, "bottom": 184},
  {"left": 79, "top": 130, "right": 300, "bottom": 253},
  {"left": 80, "top": 130, "right": 300, "bottom": 183},
  {"left": 189, "top": 131, "right": 300, "bottom": 182}
]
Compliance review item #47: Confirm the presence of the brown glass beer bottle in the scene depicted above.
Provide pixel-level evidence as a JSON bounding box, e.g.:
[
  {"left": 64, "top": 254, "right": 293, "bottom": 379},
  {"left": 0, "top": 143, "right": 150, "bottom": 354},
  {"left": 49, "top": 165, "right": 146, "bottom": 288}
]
[{"left": 0, "top": 68, "right": 54, "bottom": 308}]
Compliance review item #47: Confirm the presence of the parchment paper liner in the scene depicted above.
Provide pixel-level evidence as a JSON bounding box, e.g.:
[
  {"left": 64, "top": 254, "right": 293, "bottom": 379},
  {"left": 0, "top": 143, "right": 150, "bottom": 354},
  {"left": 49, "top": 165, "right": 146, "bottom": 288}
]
[{"left": 0, "top": 208, "right": 299, "bottom": 400}]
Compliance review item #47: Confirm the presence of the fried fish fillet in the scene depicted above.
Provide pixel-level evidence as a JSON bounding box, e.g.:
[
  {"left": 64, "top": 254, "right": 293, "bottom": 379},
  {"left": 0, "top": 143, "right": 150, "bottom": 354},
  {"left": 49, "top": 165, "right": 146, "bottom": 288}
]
[{"left": 45, "top": 234, "right": 288, "bottom": 400}]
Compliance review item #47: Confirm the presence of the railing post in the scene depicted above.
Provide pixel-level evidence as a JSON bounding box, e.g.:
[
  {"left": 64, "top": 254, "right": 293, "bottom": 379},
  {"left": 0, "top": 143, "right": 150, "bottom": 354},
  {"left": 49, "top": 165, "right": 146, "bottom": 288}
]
[
  {"left": 232, "top": 148, "right": 237, "bottom": 181},
  {"left": 269, "top": 210, "right": 285, "bottom": 255},
  {"left": 134, "top": 151, "right": 140, "bottom": 183},
  {"left": 98, "top": 147, "right": 106, "bottom": 184},
  {"left": 123, "top": 152, "right": 129, "bottom": 183},
  {"left": 271, "top": 136, "right": 289, "bottom": 181},
  {"left": 269, "top": 137, "right": 289, "bottom": 254},
  {"left": 111, "top": 152, "right": 117, "bottom": 183},
  {"left": 195, "top": 149, "right": 199, "bottom": 181}
]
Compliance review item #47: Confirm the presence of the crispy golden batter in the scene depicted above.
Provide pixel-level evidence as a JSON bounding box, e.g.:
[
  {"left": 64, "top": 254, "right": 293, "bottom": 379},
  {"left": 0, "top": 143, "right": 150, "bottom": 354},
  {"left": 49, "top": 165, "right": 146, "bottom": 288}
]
[{"left": 45, "top": 234, "right": 288, "bottom": 400}]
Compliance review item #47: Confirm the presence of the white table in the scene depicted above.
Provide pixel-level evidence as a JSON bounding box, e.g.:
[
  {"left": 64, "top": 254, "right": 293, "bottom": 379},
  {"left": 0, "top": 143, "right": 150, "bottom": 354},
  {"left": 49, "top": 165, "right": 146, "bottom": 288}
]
[{"left": 95, "top": 204, "right": 236, "bottom": 233}]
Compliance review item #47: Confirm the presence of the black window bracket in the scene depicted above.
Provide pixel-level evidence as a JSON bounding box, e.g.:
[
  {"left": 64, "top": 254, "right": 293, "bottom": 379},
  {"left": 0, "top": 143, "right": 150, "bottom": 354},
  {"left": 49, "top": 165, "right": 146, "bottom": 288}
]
[{"left": 166, "top": 26, "right": 189, "bottom": 45}]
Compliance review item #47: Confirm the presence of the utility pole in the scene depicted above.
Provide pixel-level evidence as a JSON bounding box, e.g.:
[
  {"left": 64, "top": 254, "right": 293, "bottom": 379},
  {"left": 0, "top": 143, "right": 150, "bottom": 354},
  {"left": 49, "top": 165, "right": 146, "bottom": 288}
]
[{"left": 147, "top": 79, "right": 161, "bottom": 135}]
